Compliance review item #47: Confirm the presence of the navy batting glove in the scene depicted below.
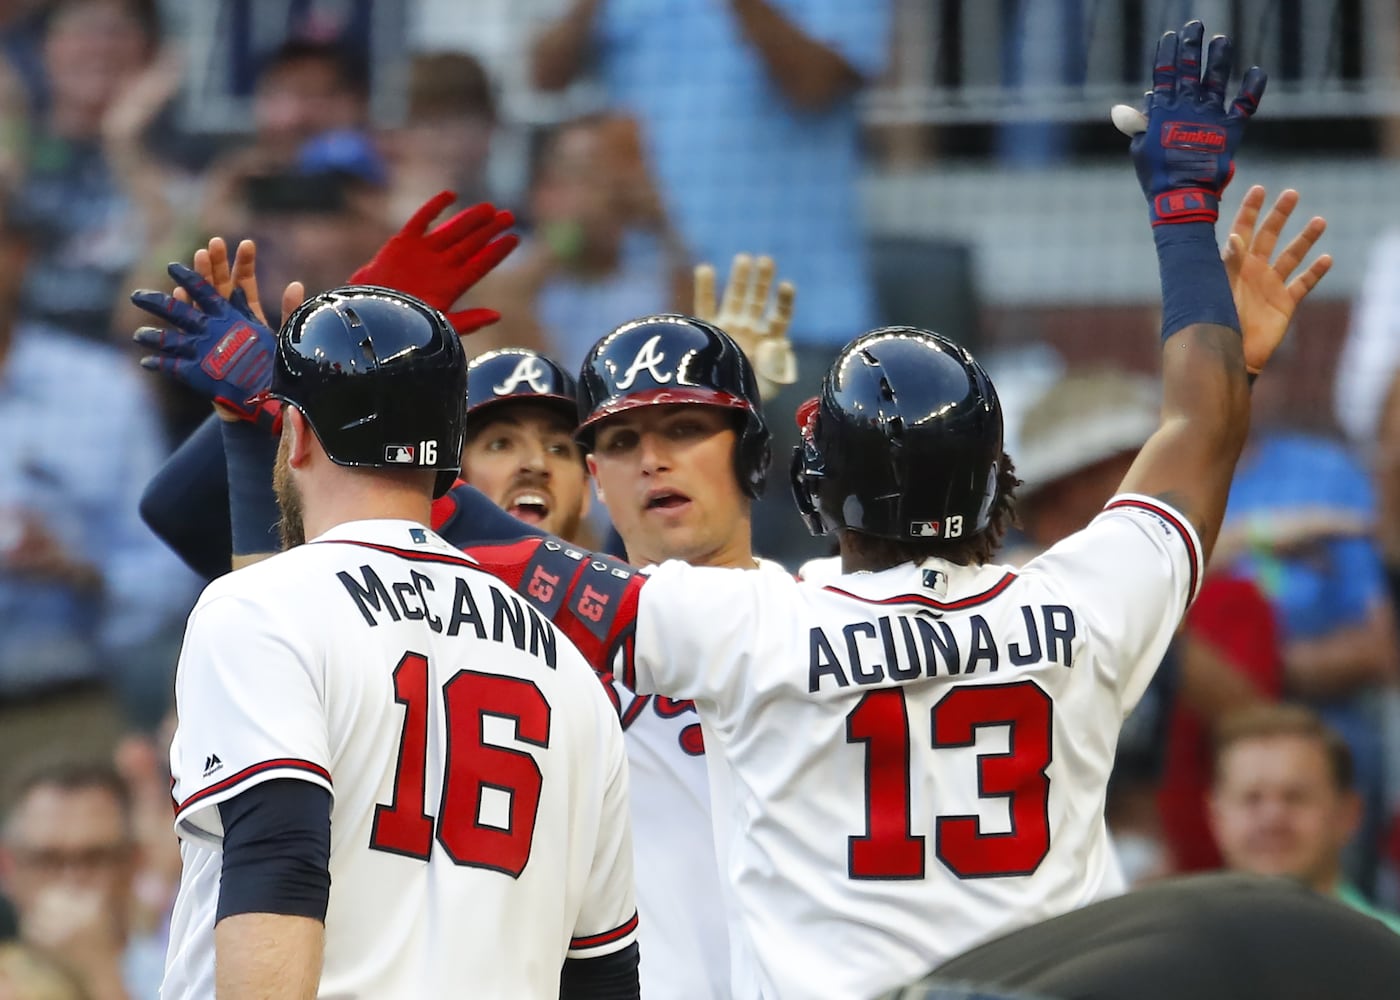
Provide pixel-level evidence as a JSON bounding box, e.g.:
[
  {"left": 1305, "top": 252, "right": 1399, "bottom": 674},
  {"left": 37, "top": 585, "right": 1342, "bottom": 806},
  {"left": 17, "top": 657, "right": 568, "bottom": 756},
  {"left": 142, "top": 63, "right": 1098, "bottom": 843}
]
[
  {"left": 1116, "top": 20, "right": 1266, "bottom": 226},
  {"left": 131, "top": 263, "right": 282, "bottom": 434}
]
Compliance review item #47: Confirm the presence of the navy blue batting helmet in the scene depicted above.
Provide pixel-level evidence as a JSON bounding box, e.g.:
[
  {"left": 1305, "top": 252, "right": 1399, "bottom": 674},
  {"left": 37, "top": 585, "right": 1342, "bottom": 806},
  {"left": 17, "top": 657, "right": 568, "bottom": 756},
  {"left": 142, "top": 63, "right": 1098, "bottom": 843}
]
[
  {"left": 270, "top": 285, "right": 466, "bottom": 498},
  {"left": 792, "top": 327, "right": 1003, "bottom": 540},
  {"left": 576, "top": 314, "right": 771, "bottom": 497},
  {"left": 466, "top": 347, "right": 578, "bottom": 428}
]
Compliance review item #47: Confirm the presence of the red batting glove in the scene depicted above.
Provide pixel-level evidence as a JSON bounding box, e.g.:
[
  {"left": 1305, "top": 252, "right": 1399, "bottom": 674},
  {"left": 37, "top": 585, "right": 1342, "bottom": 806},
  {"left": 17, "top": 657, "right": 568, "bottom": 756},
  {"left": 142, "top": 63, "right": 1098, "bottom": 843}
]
[{"left": 349, "top": 191, "right": 520, "bottom": 335}]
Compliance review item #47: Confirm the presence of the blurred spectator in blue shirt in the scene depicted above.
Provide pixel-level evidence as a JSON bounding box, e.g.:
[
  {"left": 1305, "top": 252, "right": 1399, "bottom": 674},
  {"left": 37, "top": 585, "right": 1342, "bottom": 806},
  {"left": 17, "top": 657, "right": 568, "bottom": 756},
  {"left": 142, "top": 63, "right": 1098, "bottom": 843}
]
[
  {"left": 1220, "top": 430, "right": 1400, "bottom": 892},
  {"left": 0, "top": 264, "right": 198, "bottom": 780},
  {"left": 384, "top": 51, "right": 500, "bottom": 227},
  {"left": 531, "top": 0, "right": 889, "bottom": 352}
]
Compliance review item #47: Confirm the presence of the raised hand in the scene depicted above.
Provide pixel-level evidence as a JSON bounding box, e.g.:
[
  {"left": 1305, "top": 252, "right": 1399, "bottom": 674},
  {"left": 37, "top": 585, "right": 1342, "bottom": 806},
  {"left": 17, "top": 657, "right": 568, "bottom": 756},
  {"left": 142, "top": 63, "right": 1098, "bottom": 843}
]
[
  {"left": 1112, "top": 20, "right": 1266, "bottom": 226},
  {"left": 350, "top": 190, "right": 519, "bottom": 334},
  {"left": 693, "top": 253, "right": 797, "bottom": 401},
  {"left": 1223, "top": 185, "right": 1333, "bottom": 374},
  {"left": 131, "top": 263, "right": 282, "bottom": 433},
  {"left": 172, "top": 236, "right": 264, "bottom": 323}
]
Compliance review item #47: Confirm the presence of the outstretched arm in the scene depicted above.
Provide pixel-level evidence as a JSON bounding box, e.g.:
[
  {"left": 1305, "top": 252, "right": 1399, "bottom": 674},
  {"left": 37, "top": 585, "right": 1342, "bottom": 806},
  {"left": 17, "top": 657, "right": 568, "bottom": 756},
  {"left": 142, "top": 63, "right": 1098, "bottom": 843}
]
[
  {"left": 1111, "top": 20, "right": 1267, "bottom": 562},
  {"left": 727, "top": 0, "right": 868, "bottom": 110},
  {"left": 531, "top": 0, "right": 603, "bottom": 92}
]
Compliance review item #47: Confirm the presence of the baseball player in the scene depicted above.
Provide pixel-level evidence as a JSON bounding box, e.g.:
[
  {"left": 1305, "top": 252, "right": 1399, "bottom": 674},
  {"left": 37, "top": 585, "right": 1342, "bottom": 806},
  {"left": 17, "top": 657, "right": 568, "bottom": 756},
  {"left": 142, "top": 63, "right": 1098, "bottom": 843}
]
[
  {"left": 458, "top": 347, "right": 591, "bottom": 540},
  {"left": 569, "top": 295, "right": 795, "bottom": 1000},
  {"left": 160, "top": 287, "right": 637, "bottom": 998}
]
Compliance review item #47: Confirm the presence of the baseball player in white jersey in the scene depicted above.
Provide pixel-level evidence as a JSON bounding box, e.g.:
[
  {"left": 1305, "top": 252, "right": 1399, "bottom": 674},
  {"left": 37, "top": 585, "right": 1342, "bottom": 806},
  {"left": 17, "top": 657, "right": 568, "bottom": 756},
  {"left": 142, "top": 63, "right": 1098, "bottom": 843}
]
[
  {"left": 571, "top": 254, "right": 796, "bottom": 999},
  {"left": 159, "top": 286, "right": 638, "bottom": 999}
]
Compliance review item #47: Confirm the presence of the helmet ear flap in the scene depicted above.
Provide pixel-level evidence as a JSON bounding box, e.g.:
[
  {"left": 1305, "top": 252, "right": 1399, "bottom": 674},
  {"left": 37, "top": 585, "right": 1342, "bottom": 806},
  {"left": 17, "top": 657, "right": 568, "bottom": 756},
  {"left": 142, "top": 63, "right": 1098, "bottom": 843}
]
[
  {"left": 790, "top": 436, "right": 829, "bottom": 536},
  {"left": 737, "top": 411, "right": 771, "bottom": 498}
]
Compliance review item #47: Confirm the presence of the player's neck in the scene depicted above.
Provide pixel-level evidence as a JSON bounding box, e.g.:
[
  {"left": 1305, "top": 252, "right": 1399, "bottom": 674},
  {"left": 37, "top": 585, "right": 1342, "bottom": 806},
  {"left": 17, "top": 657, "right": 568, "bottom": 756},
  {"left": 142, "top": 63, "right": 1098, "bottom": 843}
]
[
  {"left": 628, "top": 534, "right": 758, "bottom": 571},
  {"left": 838, "top": 534, "right": 903, "bottom": 575},
  {"left": 299, "top": 470, "right": 435, "bottom": 540}
]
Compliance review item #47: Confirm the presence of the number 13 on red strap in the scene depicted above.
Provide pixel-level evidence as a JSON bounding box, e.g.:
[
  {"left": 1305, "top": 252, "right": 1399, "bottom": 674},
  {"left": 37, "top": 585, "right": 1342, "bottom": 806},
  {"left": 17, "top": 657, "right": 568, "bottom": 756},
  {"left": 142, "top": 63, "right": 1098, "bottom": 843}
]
[{"left": 846, "top": 680, "right": 1053, "bottom": 880}]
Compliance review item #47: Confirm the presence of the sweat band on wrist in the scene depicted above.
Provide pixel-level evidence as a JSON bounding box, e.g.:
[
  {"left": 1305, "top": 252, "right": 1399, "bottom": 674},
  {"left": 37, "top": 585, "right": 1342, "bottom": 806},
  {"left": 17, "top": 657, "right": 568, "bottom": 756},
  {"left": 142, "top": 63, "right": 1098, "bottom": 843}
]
[
  {"left": 1154, "top": 222, "right": 1240, "bottom": 343},
  {"left": 222, "top": 419, "right": 282, "bottom": 556}
]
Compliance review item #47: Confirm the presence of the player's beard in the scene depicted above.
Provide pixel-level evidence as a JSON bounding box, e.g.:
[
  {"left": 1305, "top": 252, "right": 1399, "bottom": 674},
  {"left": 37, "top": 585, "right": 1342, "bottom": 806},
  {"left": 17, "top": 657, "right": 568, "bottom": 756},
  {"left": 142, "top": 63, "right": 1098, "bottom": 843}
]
[{"left": 272, "top": 434, "right": 306, "bottom": 550}]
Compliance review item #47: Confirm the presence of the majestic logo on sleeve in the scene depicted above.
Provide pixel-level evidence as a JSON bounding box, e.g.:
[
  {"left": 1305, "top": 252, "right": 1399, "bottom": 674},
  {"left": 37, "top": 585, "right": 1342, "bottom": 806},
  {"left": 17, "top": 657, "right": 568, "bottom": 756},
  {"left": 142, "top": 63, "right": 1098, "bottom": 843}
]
[
  {"left": 493, "top": 356, "right": 550, "bottom": 395},
  {"left": 615, "top": 334, "right": 673, "bottom": 390},
  {"left": 202, "top": 754, "right": 223, "bottom": 777}
]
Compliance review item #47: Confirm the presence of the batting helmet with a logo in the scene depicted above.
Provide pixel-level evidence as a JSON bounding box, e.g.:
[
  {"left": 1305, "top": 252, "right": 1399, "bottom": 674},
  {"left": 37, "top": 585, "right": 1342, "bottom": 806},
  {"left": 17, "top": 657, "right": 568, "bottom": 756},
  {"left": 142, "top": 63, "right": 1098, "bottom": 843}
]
[{"left": 576, "top": 314, "right": 771, "bottom": 497}]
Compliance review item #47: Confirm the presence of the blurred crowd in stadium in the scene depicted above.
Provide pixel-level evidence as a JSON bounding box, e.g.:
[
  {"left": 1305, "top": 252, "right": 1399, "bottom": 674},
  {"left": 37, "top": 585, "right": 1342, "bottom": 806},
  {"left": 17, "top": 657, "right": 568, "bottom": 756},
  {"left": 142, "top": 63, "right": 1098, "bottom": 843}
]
[{"left": 0, "top": 0, "right": 1399, "bottom": 996}]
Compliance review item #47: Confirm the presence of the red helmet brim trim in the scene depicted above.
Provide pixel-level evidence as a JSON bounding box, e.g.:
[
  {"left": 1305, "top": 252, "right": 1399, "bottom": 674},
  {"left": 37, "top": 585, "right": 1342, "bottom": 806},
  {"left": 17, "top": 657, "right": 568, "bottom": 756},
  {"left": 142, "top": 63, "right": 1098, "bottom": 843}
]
[{"left": 576, "top": 387, "right": 754, "bottom": 440}]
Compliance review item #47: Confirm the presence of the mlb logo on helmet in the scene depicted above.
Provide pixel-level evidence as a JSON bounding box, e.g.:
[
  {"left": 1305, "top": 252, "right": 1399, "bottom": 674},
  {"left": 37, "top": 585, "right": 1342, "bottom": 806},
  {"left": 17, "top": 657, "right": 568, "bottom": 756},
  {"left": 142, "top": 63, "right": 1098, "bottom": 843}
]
[
  {"left": 385, "top": 444, "right": 416, "bottom": 464},
  {"left": 910, "top": 521, "right": 941, "bottom": 537}
]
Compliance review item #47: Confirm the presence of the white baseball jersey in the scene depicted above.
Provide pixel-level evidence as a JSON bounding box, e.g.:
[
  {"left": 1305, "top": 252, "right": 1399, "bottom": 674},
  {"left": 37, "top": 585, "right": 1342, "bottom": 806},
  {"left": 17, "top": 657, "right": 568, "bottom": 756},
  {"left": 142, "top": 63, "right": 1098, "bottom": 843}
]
[
  {"left": 603, "top": 557, "right": 787, "bottom": 1000},
  {"left": 620, "top": 494, "right": 1201, "bottom": 1000},
  {"left": 162, "top": 520, "right": 636, "bottom": 999}
]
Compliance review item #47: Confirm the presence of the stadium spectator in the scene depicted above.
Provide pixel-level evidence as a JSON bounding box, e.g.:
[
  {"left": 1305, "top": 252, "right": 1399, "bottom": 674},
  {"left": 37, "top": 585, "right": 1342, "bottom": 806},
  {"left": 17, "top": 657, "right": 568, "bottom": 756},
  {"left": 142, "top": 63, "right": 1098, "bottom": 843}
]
[
  {"left": 384, "top": 51, "right": 498, "bottom": 225},
  {"left": 1012, "top": 369, "right": 1281, "bottom": 883},
  {"left": 0, "top": 758, "right": 166, "bottom": 999},
  {"left": 0, "top": 263, "right": 197, "bottom": 781},
  {"left": 111, "top": 719, "right": 179, "bottom": 964},
  {"left": 1335, "top": 229, "right": 1400, "bottom": 610},
  {"left": 1217, "top": 417, "right": 1399, "bottom": 891},
  {"left": 531, "top": 0, "right": 892, "bottom": 563},
  {"left": 0, "top": 940, "right": 90, "bottom": 1000},
  {"left": 241, "top": 128, "right": 394, "bottom": 321},
  {"left": 2, "top": 0, "right": 178, "bottom": 346},
  {"left": 470, "top": 113, "right": 682, "bottom": 367},
  {"left": 1156, "top": 573, "right": 1282, "bottom": 874},
  {"left": 198, "top": 36, "right": 370, "bottom": 241},
  {"left": 1210, "top": 704, "right": 1400, "bottom": 934}
]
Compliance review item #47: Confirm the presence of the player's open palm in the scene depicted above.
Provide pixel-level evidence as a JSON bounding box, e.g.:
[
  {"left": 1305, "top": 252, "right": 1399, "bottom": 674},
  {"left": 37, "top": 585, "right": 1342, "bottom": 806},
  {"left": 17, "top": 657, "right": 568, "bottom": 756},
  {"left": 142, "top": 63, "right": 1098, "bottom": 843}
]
[
  {"left": 694, "top": 252, "right": 797, "bottom": 401},
  {"left": 1224, "top": 184, "right": 1332, "bottom": 373}
]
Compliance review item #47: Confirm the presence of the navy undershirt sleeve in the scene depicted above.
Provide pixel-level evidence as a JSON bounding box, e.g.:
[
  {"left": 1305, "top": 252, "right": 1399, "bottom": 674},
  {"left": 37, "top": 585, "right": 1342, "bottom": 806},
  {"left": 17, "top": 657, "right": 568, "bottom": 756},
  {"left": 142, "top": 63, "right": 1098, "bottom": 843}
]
[
  {"left": 216, "top": 779, "right": 332, "bottom": 923},
  {"left": 559, "top": 942, "right": 640, "bottom": 1000},
  {"left": 139, "top": 413, "right": 232, "bottom": 581}
]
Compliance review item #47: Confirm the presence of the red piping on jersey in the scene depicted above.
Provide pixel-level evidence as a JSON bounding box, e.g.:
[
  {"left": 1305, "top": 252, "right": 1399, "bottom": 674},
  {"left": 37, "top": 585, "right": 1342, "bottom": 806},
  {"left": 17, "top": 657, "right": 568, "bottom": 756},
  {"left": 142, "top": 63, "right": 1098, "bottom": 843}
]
[
  {"left": 570, "top": 911, "right": 639, "bottom": 950},
  {"left": 823, "top": 571, "right": 1017, "bottom": 611},
  {"left": 1103, "top": 497, "right": 1200, "bottom": 600},
  {"left": 320, "top": 539, "right": 480, "bottom": 568},
  {"left": 177, "top": 758, "right": 332, "bottom": 813}
]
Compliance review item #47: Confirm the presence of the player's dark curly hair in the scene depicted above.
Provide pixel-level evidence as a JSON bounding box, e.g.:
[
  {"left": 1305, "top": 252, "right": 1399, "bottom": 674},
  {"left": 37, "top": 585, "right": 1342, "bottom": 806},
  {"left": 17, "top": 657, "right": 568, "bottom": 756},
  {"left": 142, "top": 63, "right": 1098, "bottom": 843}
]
[{"left": 843, "top": 452, "right": 1021, "bottom": 569}]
